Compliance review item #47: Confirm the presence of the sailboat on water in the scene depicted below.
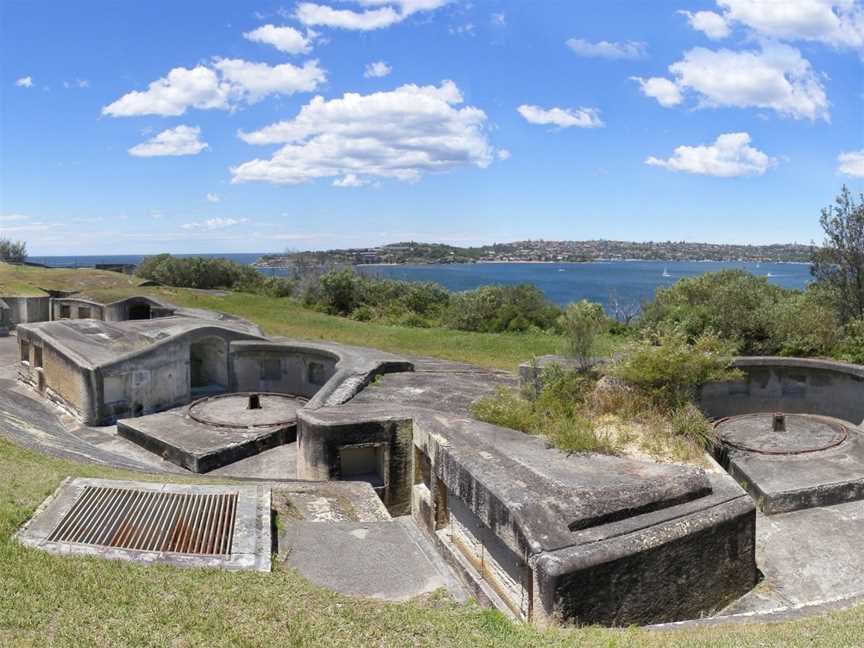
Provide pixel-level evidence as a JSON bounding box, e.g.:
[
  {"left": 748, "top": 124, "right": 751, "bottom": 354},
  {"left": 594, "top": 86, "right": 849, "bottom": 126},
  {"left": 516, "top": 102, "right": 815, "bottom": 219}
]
[{"left": 662, "top": 266, "right": 671, "bottom": 278}]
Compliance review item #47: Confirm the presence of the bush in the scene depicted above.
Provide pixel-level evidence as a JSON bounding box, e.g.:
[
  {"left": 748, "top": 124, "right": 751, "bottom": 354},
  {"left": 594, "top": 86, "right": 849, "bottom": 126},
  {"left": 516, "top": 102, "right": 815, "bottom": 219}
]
[
  {"left": 608, "top": 326, "right": 741, "bottom": 410},
  {"left": 558, "top": 300, "right": 607, "bottom": 368},
  {"left": 838, "top": 319, "right": 864, "bottom": 364},
  {"left": 445, "top": 284, "right": 560, "bottom": 333},
  {"left": 770, "top": 288, "right": 840, "bottom": 357},
  {"left": 136, "top": 254, "right": 265, "bottom": 292},
  {"left": 0, "top": 238, "right": 27, "bottom": 263},
  {"left": 640, "top": 270, "right": 784, "bottom": 354}
]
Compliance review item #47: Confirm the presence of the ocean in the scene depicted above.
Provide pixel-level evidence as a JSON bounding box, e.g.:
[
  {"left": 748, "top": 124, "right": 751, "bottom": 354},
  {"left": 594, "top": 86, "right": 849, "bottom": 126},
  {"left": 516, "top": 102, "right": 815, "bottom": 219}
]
[{"left": 27, "top": 254, "right": 812, "bottom": 309}]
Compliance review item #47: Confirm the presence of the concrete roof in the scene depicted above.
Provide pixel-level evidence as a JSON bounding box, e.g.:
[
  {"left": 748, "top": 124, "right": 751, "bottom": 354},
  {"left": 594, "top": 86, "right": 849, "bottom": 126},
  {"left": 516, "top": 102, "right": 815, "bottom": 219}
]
[{"left": 19, "top": 316, "right": 264, "bottom": 368}]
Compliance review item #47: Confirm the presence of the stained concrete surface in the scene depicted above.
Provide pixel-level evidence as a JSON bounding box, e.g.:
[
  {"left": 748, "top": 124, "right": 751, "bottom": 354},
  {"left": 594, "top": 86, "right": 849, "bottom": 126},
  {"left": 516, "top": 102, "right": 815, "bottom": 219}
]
[
  {"left": 721, "top": 420, "right": 864, "bottom": 513},
  {"left": 279, "top": 517, "right": 468, "bottom": 602},
  {"left": 721, "top": 499, "right": 864, "bottom": 615},
  {"left": 118, "top": 405, "right": 296, "bottom": 473}
]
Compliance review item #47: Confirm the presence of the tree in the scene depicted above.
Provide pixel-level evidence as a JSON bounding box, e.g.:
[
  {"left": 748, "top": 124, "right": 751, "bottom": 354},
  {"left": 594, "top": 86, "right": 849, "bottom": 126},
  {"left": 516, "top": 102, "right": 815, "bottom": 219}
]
[
  {"left": 0, "top": 238, "right": 27, "bottom": 263},
  {"left": 559, "top": 300, "right": 606, "bottom": 369},
  {"left": 812, "top": 186, "right": 864, "bottom": 323}
]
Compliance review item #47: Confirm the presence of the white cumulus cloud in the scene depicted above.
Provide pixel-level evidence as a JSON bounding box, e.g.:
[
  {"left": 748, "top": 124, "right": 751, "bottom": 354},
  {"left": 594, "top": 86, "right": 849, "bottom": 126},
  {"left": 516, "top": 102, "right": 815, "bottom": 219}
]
[
  {"left": 631, "top": 76, "right": 683, "bottom": 107},
  {"left": 231, "top": 80, "right": 494, "bottom": 186},
  {"left": 565, "top": 38, "right": 647, "bottom": 59},
  {"left": 717, "top": 0, "right": 864, "bottom": 48},
  {"left": 838, "top": 150, "right": 864, "bottom": 177},
  {"left": 206, "top": 193, "right": 222, "bottom": 203},
  {"left": 296, "top": 0, "right": 449, "bottom": 31},
  {"left": 15, "top": 76, "right": 33, "bottom": 88},
  {"left": 364, "top": 61, "right": 392, "bottom": 78},
  {"left": 517, "top": 104, "right": 604, "bottom": 128},
  {"left": 181, "top": 217, "right": 249, "bottom": 231},
  {"left": 678, "top": 10, "right": 731, "bottom": 39},
  {"left": 103, "top": 59, "right": 325, "bottom": 117},
  {"left": 646, "top": 132, "right": 777, "bottom": 177},
  {"left": 635, "top": 42, "right": 829, "bottom": 121},
  {"left": 128, "top": 125, "right": 209, "bottom": 157},
  {"left": 333, "top": 173, "right": 368, "bottom": 187},
  {"left": 243, "top": 24, "right": 317, "bottom": 54}
]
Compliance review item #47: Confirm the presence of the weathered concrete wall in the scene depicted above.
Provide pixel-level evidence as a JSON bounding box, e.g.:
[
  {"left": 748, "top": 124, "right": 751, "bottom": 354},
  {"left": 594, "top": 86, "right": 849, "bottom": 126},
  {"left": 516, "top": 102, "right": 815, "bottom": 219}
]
[
  {"left": 297, "top": 411, "right": 415, "bottom": 517},
  {"left": 700, "top": 357, "right": 864, "bottom": 426},
  {"left": 2, "top": 296, "right": 51, "bottom": 326},
  {"left": 16, "top": 331, "right": 93, "bottom": 420},
  {"left": 532, "top": 490, "right": 755, "bottom": 626},
  {"left": 0, "top": 299, "right": 10, "bottom": 336},
  {"left": 230, "top": 343, "right": 338, "bottom": 397},
  {"left": 51, "top": 298, "right": 105, "bottom": 321},
  {"left": 298, "top": 405, "right": 757, "bottom": 626},
  {"left": 99, "top": 338, "right": 190, "bottom": 423}
]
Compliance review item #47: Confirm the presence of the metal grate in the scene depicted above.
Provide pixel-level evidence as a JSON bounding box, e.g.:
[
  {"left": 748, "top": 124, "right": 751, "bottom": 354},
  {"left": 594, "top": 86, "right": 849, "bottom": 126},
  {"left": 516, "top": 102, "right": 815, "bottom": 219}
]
[{"left": 47, "top": 486, "right": 238, "bottom": 556}]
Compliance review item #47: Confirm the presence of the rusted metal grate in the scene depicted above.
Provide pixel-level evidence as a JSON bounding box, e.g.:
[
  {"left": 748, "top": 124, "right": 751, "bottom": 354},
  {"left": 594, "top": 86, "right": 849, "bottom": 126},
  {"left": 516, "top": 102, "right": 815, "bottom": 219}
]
[{"left": 47, "top": 486, "right": 238, "bottom": 556}]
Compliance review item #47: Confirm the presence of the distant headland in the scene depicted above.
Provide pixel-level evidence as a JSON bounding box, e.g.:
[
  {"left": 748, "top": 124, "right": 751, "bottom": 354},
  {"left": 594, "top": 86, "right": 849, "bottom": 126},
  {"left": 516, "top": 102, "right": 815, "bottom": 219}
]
[{"left": 255, "top": 239, "right": 814, "bottom": 267}]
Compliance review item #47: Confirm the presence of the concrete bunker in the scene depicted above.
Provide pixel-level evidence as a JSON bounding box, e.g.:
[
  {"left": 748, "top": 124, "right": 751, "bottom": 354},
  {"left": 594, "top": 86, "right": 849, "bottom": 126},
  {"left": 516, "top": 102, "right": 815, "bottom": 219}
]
[{"left": 297, "top": 405, "right": 758, "bottom": 626}]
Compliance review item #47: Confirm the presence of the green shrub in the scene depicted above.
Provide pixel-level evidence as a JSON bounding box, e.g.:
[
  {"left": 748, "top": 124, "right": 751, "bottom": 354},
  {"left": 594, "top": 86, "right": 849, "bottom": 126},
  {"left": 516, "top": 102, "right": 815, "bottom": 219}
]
[
  {"left": 640, "top": 270, "right": 785, "bottom": 354},
  {"left": 0, "top": 238, "right": 27, "bottom": 262},
  {"left": 669, "top": 403, "right": 716, "bottom": 448},
  {"left": 770, "top": 288, "right": 840, "bottom": 357},
  {"left": 445, "top": 284, "right": 560, "bottom": 333},
  {"left": 608, "top": 326, "right": 741, "bottom": 410},
  {"left": 558, "top": 300, "right": 607, "bottom": 368},
  {"left": 136, "top": 254, "right": 265, "bottom": 292},
  {"left": 470, "top": 387, "right": 536, "bottom": 433},
  {"left": 838, "top": 319, "right": 864, "bottom": 364}
]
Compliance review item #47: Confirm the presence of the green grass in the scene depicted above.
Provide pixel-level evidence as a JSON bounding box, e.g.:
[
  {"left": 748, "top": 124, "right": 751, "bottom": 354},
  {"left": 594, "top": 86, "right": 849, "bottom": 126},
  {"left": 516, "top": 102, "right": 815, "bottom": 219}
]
[
  {"left": 0, "top": 262, "right": 145, "bottom": 300},
  {"left": 2, "top": 438, "right": 864, "bottom": 647},
  {"left": 163, "top": 288, "right": 587, "bottom": 370}
]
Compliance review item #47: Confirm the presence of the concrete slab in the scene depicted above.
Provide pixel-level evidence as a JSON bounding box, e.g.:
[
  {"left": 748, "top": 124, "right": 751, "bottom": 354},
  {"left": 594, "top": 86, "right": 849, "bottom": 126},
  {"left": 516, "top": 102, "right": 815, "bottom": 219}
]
[
  {"left": 117, "top": 405, "right": 298, "bottom": 473},
  {"left": 721, "top": 499, "right": 864, "bottom": 616},
  {"left": 279, "top": 517, "right": 467, "bottom": 602},
  {"left": 719, "top": 417, "right": 864, "bottom": 513},
  {"left": 208, "top": 443, "right": 298, "bottom": 480},
  {"left": 271, "top": 481, "right": 391, "bottom": 522}
]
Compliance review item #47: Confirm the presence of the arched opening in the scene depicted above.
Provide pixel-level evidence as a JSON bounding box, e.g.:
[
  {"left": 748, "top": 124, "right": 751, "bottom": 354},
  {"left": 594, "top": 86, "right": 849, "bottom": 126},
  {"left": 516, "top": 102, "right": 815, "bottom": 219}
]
[
  {"left": 190, "top": 336, "right": 228, "bottom": 397},
  {"left": 128, "top": 303, "right": 151, "bottom": 320}
]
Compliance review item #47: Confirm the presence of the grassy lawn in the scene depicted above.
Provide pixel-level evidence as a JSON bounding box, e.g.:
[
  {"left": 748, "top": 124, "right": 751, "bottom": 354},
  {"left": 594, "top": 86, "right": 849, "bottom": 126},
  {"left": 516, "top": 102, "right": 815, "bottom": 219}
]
[
  {"left": 161, "top": 288, "right": 595, "bottom": 371},
  {"left": 0, "top": 263, "right": 145, "bottom": 297},
  {"left": 2, "top": 437, "right": 864, "bottom": 647}
]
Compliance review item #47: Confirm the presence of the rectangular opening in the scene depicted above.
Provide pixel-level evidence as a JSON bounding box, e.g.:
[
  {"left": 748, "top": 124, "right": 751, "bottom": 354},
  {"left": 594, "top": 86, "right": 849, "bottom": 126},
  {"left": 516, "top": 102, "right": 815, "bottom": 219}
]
[
  {"left": 77, "top": 307, "right": 91, "bottom": 319},
  {"left": 259, "top": 358, "right": 282, "bottom": 382},
  {"left": 414, "top": 447, "right": 431, "bottom": 488},
  {"left": 20, "top": 339, "right": 30, "bottom": 363},
  {"left": 339, "top": 444, "right": 386, "bottom": 489},
  {"left": 59, "top": 305, "right": 71, "bottom": 319},
  {"left": 33, "top": 345, "right": 43, "bottom": 368}
]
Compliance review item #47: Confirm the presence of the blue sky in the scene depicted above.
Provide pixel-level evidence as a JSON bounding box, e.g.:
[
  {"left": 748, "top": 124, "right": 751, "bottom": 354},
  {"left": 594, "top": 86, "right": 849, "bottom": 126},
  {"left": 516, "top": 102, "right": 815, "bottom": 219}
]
[{"left": 1, "top": 0, "right": 863, "bottom": 255}]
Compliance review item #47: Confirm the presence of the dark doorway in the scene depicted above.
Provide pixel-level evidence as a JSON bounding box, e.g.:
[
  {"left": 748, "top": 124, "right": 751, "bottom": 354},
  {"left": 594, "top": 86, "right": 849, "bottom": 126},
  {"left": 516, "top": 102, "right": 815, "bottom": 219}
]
[
  {"left": 190, "top": 337, "right": 228, "bottom": 396},
  {"left": 128, "top": 303, "right": 151, "bottom": 320}
]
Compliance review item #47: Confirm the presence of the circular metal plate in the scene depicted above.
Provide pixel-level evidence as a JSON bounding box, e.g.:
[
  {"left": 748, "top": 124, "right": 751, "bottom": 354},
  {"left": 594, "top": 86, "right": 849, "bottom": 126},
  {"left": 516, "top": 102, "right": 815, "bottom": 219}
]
[
  {"left": 715, "top": 413, "right": 848, "bottom": 455},
  {"left": 188, "top": 392, "right": 307, "bottom": 429}
]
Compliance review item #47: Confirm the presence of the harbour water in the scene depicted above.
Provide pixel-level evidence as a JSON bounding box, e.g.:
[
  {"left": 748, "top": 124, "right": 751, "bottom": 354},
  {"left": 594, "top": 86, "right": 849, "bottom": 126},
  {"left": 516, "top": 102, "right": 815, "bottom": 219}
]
[{"left": 27, "top": 254, "right": 812, "bottom": 309}]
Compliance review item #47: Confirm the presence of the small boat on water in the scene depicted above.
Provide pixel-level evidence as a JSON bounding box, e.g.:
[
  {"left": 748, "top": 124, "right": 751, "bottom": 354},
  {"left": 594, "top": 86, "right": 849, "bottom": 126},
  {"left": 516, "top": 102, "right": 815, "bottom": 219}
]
[{"left": 662, "top": 267, "right": 671, "bottom": 278}]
